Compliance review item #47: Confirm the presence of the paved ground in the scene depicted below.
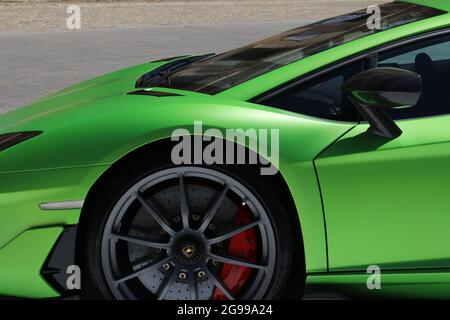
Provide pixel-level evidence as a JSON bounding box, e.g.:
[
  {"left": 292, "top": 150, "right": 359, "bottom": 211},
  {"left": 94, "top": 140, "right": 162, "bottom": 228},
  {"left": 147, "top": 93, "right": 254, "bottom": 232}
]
[
  {"left": 0, "top": 0, "right": 382, "bottom": 33},
  {"left": 0, "top": 21, "right": 302, "bottom": 113}
]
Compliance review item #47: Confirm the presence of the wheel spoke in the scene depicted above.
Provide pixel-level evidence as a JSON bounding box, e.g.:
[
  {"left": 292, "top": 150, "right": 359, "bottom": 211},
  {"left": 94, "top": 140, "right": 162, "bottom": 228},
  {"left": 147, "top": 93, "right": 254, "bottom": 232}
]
[
  {"left": 115, "top": 256, "right": 171, "bottom": 284},
  {"left": 111, "top": 233, "right": 171, "bottom": 249},
  {"left": 136, "top": 193, "right": 176, "bottom": 236},
  {"left": 209, "top": 253, "right": 267, "bottom": 271},
  {"left": 207, "top": 219, "right": 260, "bottom": 244},
  {"left": 188, "top": 272, "right": 198, "bottom": 300},
  {"left": 178, "top": 174, "right": 190, "bottom": 230},
  {"left": 157, "top": 268, "right": 178, "bottom": 300},
  {"left": 199, "top": 184, "right": 229, "bottom": 233},
  {"left": 204, "top": 267, "right": 234, "bottom": 300}
]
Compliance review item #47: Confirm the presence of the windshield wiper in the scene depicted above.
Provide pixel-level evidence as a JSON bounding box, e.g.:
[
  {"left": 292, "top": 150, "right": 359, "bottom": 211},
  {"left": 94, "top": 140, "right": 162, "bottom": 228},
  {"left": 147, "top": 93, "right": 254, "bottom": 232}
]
[{"left": 136, "top": 53, "right": 215, "bottom": 88}]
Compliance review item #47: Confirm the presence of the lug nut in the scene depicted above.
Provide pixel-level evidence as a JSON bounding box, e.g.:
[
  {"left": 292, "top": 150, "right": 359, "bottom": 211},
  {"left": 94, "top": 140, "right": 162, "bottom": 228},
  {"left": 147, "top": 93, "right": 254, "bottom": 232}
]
[
  {"left": 211, "top": 260, "right": 219, "bottom": 266},
  {"left": 178, "top": 272, "right": 187, "bottom": 280},
  {"left": 162, "top": 263, "right": 170, "bottom": 271},
  {"left": 192, "top": 214, "right": 200, "bottom": 221},
  {"left": 173, "top": 216, "right": 181, "bottom": 223},
  {"left": 197, "top": 270, "right": 206, "bottom": 279},
  {"left": 208, "top": 224, "right": 216, "bottom": 231}
]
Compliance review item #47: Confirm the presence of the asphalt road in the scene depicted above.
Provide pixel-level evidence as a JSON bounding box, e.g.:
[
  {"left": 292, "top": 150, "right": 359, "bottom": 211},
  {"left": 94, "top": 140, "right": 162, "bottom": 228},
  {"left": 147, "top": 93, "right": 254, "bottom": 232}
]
[{"left": 0, "top": 21, "right": 301, "bottom": 114}]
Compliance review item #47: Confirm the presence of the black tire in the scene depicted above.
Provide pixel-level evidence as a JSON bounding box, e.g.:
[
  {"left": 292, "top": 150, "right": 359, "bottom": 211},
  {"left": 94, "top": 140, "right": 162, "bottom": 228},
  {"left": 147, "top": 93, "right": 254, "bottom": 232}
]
[{"left": 79, "top": 152, "right": 303, "bottom": 300}]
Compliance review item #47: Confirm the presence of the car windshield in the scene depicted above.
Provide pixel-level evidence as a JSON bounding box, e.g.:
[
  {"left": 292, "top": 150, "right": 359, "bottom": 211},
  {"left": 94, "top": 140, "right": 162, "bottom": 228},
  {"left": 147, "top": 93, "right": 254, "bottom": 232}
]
[{"left": 147, "top": 2, "right": 444, "bottom": 94}]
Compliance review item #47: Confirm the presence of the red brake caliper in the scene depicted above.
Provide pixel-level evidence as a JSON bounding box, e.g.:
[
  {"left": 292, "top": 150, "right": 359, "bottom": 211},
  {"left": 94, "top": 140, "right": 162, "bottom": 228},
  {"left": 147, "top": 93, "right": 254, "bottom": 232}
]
[{"left": 212, "top": 205, "right": 257, "bottom": 300}]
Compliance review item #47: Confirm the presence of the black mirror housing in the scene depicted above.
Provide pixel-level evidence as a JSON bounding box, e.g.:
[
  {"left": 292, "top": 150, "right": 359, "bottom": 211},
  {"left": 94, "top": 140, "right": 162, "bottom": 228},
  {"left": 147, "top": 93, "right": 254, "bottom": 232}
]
[{"left": 343, "top": 67, "right": 422, "bottom": 139}]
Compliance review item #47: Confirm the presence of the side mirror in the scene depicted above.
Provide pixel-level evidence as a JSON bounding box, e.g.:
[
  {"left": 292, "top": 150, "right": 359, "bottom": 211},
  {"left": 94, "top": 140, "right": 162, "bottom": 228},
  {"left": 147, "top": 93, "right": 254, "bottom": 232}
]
[{"left": 343, "top": 67, "right": 422, "bottom": 139}]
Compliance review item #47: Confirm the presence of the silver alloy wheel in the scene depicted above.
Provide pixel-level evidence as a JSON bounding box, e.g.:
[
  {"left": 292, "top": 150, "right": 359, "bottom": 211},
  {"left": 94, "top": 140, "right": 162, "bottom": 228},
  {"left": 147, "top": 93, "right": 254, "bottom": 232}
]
[{"left": 101, "top": 167, "right": 277, "bottom": 300}]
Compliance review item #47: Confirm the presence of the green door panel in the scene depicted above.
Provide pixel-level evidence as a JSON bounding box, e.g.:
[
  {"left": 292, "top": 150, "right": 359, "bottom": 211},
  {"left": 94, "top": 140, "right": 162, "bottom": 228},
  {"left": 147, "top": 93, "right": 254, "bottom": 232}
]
[
  {"left": 0, "top": 227, "right": 62, "bottom": 298},
  {"left": 316, "top": 115, "right": 450, "bottom": 271}
]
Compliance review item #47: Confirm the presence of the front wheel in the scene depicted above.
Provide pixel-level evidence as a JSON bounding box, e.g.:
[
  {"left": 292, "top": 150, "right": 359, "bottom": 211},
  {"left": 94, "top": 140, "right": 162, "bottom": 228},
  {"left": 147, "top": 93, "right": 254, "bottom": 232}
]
[{"left": 81, "top": 164, "right": 300, "bottom": 300}]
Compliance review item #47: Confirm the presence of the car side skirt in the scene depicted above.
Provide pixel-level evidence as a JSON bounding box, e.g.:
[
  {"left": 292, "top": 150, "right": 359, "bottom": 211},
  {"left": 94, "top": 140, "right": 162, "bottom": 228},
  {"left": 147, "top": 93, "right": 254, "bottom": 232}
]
[{"left": 306, "top": 270, "right": 450, "bottom": 299}]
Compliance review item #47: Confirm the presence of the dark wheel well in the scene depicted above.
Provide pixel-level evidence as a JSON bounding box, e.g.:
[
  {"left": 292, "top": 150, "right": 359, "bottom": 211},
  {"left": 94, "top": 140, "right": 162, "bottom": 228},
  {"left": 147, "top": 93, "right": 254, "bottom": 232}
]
[{"left": 76, "top": 137, "right": 306, "bottom": 298}]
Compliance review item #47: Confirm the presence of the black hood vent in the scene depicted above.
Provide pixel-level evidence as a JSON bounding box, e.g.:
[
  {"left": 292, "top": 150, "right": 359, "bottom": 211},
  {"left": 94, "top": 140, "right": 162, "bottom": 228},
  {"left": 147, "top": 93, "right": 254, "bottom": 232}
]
[{"left": 127, "top": 90, "right": 182, "bottom": 97}]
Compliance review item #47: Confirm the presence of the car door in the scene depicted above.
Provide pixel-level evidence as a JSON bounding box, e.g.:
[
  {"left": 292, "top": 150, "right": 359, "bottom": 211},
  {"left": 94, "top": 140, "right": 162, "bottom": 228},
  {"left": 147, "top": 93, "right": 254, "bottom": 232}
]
[{"left": 315, "top": 31, "right": 450, "bottom": 271}]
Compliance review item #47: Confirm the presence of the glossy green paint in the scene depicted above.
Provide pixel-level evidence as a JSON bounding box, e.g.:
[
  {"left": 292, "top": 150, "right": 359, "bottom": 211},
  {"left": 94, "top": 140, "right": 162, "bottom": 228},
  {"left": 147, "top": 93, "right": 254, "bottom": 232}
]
[
  {"left": 316, "top": 115, "right": 450, "bottom": 271},
  {"left": 0, "top": 165, "right": 108, "bottom": 249},
  {"left": 0, "top": 76, "right": 354, "bottom": 298},
  {"left": 409, "top": 0, "right": 450, "bottom": 12},
  {"left": 0, "top": 227, "right": 62, "bottom": 298},
  {"left": 0, "top": 84, "right": 356, "bottom": 267},
  {"left": 0, "top": 0, "right": 448, "bottom": 299},
  {"left": 0, "top": 60, "right": 359, "bottom": 297}
]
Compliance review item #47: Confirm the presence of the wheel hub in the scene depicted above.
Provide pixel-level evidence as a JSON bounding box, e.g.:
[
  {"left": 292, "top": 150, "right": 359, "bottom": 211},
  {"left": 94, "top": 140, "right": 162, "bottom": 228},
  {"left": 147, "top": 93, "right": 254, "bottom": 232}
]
[{"left": 173, "top": 234, "right": 206, "bottom": 265}]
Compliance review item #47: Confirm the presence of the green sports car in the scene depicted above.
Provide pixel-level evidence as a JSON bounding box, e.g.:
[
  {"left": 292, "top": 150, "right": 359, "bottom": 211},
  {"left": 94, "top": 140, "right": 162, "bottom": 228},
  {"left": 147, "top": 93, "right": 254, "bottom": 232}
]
[{"left": 1, "top": 0, "right": 450, "bottom": 300}]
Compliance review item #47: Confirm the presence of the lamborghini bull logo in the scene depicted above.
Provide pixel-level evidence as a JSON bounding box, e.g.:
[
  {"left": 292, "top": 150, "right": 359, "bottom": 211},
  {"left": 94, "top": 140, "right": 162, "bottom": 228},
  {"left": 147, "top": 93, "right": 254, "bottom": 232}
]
[
  {"left": 171, "top": 121, "right": 279, "bottom": 176},
  {"left": 182, "top": 245, "right": 195, "bottom": 258}
]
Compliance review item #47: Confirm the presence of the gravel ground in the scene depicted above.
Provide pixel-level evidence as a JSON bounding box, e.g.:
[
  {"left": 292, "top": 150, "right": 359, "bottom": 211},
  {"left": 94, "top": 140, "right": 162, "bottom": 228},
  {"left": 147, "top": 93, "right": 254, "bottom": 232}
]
[{"left": 0, "top": 0, "right": 387, "bottom": 33}]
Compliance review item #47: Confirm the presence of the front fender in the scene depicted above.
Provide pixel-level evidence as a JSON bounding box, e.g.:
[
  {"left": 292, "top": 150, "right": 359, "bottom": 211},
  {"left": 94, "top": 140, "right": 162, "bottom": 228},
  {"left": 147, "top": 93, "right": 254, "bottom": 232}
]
[{"left": 0, "top": 90, "right": 355, "bottom": 275}]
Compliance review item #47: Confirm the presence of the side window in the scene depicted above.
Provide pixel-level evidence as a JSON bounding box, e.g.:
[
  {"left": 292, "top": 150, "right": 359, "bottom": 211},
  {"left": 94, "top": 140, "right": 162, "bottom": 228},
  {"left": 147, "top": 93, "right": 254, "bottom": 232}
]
[
  {"left": 377, "top": 34, "right": 450, "bottom": 119},
  {"left": 260, "top": 61, "right": 363, "bottom": 122}
]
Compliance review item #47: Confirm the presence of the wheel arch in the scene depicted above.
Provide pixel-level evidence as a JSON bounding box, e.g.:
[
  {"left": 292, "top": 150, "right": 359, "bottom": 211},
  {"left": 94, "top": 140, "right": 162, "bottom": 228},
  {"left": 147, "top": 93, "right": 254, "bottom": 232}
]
[{"left": 76, "top": 136, "right": 306, "bottom": 296}]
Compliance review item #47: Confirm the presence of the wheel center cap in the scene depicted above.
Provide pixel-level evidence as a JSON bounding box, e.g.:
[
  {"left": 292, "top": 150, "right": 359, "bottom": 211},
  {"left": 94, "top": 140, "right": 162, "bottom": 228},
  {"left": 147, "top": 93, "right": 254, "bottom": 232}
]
[
  {"left": 173, "top": 235, "right": 205, "bottom": 265},
  {"left": 182, "top": 245, "right": 196, "bottom": 258}
]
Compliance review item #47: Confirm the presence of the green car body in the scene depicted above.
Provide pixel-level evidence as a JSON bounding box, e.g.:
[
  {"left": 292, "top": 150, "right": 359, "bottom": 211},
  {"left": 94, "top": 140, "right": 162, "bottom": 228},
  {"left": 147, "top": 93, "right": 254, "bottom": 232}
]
[{"left": 1, "top": 0, "right": 450, "bottom": 299}]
